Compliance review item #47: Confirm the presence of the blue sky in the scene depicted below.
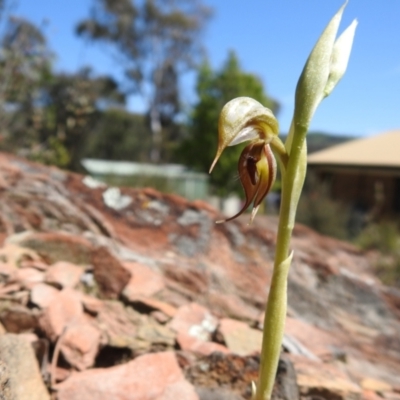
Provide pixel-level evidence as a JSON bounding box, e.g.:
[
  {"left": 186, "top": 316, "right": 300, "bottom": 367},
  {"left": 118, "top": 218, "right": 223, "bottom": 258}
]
[{"left": 12, "top": 0, "right": 400, "bottom": 137}]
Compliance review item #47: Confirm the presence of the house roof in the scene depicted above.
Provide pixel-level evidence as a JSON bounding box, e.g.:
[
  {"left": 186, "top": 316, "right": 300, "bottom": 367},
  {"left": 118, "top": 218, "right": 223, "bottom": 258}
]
[{"left": 307, "top": 130, "right": 400, "bottom": 168}]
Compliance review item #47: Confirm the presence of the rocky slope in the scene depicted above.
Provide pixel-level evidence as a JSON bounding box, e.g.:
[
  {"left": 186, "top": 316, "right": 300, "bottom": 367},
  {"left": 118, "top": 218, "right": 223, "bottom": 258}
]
[{"left": 0, "top": 151, "right": 399, "bottom": 400}]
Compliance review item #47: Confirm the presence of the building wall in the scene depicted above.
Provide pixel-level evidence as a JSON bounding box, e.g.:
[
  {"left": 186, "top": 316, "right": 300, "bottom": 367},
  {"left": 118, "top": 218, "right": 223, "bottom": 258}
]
[{"left": 313, "top": 167, "right": 399, "bottom": 217}]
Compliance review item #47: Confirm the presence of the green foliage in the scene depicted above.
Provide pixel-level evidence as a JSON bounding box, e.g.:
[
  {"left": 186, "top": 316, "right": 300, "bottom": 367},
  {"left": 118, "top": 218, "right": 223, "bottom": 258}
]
[
  {"left": 0, "top": 47, "right": 126, "bottom": 170},
  {"left": 357, "top": 221, "right": 399, "bottom": 252},
  {"left": 356, "top": 221, "right": 400, "bottom": 287},
  {"left": 178, "top": 51, "right": 279, "bottom": 196},
  {"left": 296, "top": 172, "right": 350, "bottom": 240},
  {"left": 85, "top": 108, "right": 152, "bottom": 162},
  {"left": 101, "top": 174, "right": 170, "bottom": 193},
  {"left": 0, "top": 16, "right": 53, "bottom": 148},
  {"left": 0, "top": 11, "right": 127, "bottom": 170},
  {"left": 376, "top": 257, "right": 400, "bottom": 288},
  {"left": 39, "top": 69, "right": 125, "bottom": 170},
  {"left": 29, "top": 136, "right": 71, "bottom": 168}
]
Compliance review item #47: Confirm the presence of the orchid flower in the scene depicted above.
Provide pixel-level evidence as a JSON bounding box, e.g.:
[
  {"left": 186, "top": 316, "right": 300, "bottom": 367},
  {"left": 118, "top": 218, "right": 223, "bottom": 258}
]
[{"left": 209, "top": 97, "right": 287, "bottom": 223}]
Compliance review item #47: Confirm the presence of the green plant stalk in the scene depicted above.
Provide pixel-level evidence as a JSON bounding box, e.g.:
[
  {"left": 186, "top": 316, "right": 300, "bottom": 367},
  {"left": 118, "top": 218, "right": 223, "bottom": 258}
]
[
  {"left": 255, "top": 123, "right": 308, "bottom": 400},
  {"left": 211, "top": 5, "right": 356, "bottom": 399},
  {"left": 256, "top": 250, "right": 291, "bottom": 400},
  {"left": 255, "top": 3, "right": 357, "bottom": 395}
]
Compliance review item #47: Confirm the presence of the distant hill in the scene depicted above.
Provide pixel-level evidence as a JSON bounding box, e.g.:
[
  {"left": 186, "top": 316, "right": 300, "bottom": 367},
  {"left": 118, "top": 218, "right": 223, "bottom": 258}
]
[
  {"left": 306, "top": 131, "right": 357, "bottom": 153},
  {"left": 280, "top": 131, "right": 357, "bottom": 154}
]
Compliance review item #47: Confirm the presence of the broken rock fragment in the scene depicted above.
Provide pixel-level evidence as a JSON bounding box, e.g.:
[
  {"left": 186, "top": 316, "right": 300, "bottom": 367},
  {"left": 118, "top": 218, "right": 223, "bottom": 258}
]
[
  {"left": 170, "top": 302, "right": 228, "bottom": 355},
  {"left": 122, "top": 261, "right": 165, "bottom": 300},
  {"left": 218, "top": 318, "right": 263, "bottom": 356},
  {"left": 60, "top": 320, "right": 102, "bottom": 370},
  {"left": 0, "top": 304, "right": 39, "bottom": 333},
  {"left": 0, "top": 333, "right": 50, "bottom": 400},
  {"left": 91, "top": 246, "right": 131, "bottom": 299},
  {"left": 30, "top": 283, "right": 59, "bottom": 309},
  {"left": 45, "top": 261, "right": 83, "bottom": 289},
  {"left": 38, "top": 288, "right": 83, "bottom": 341},
  {"left": 56, "top": 351, "right": 199, "bottom": 400}
]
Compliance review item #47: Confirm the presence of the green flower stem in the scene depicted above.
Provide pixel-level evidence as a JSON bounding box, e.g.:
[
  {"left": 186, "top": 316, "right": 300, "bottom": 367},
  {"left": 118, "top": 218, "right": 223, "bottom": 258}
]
[
  {"left": 270, "top": 136, "right": 289, "bottom": 170},
  {"left": 212, "top": 6, "right": 356, "bottom": 399},
  {"left": 255, "top": 123, "right": 308, "bottom": 400},
  {"left": 256, "top": 251, "right": 292, "bottom": 400}
]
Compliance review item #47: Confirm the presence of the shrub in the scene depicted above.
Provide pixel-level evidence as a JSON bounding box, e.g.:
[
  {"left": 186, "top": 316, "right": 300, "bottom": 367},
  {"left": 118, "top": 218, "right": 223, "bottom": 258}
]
[
  {"left": 296, "top": 173, "right": 350, "bottom": 240},
  {"left": 356, "top": 221, "right": 400, "bottom": 287}
]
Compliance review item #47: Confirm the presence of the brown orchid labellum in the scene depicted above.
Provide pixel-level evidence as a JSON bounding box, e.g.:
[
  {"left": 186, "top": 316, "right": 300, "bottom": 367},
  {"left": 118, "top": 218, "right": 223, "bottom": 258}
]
[{"left": 209, "top": 97, "right": 286, "bottom": 224}]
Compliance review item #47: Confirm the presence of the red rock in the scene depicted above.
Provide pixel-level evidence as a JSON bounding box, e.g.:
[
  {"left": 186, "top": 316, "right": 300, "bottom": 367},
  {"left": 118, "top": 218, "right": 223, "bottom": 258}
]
[
  {"left": 60, "top": 321, "right": 102, "bottom": 370},
  {"left": 1, "top": 152, "right": 400, "bottom": 392},
  {"left": 0, "top": 333, "right": 51, "bottom": 400},
  {"left": 185, "top": 351, "right": 260, "bottom": 396},
  {"left": 361, "top": 378, "right": 392, "bottom": 392},
  {"left": 207, "top": 291, "right": 260, "bottom": 321},
  {"left": 19, "top": 259, "right": 49, "bottom": 271},
  {"left": 18, "top": 334, "right": 39, "bottom": 348},
  {"left": 95, "top": 300, "right": 139, "bottom": 349},
  {"left": 383, "top": 393, "right": 400, "bottom": 400},
  {"left": 218, "top": 318, "right": 249, "bottom": 336},
  {"left": 218, "top": 318, "right": 263, "bottom": 356},
  {"left": 13, "top": 267, "right": 44, "bottom": 289},
  {"left": 91, "top": 246, "right": 131, "bottom": 299},
  {"left": 170, "top": 303, "right": 221, "bottom": 354},
  {"left": 7, "top": 231, "right": 94, "bottom": 265},
  {"left": 0, "top": 261, "right": 15, "bottom": 277},
  {"left": 292, "top": 355, "right": 362, "bottom": 400},
  {"left": 206, "top": 226, "right": 271, "bottom": 305},
  {"left": 176, "top": 332, "right": 229, "bottom": 356},
  {"left": 0, "top": 243, "right": 42, "bottom": 268},
  {"left": 170, "top": 303, "right": 218, "bottom": 341},
  {"left": 284, "top": 317, "right": 342, "bottom": 360},
  {"left": 11, "top": 289, "right": 30, "bottom": 305},
  {"left": 153, "top": 288, "right": 188, "bottom": 308},
  {"left": 334, "top": 308, "right": 379, "bottom": 338},
  {"left": 79, "top": 293, "right": 103, "bottom": 315},
  {"left": 122, "top": 262, "right": 164, "bottom": 300},
  {"left": 0, "top": 305, "right": 39, "bottom": 333},
  {"left": 30, "top": 283, "right": 59, "bottom": 309},
  {"left": 362, "top": 390, "right": 384, "bottom": 400},
  {"left": 163, "top": 262, "right": 208, "bottom": 295},
  {"left": 39, "top": 288, "right": 83, "bottom": 341},
  {"left": 130, "top": 296, "right": 177, "bottom": 318},
  {"left": 151, "top": 310, "right": 170, "bottom": 324},
  {"left": 45, "top": 261, "right": 83, "bottom": 289},
  {"left": 136, "top": 316, "right": 176, "bottom": 347},
  {"left": 47, "top": 365, "right": 71, "bottom": 383},
  {"left": 0, "top": 283, "right": 20, "bottom": 295},
  {"left": 175, "top": 350, "right": 198, "bottom": 369},
  {"left": 56, "top": 351, "right": 199, "bottom": 400}
]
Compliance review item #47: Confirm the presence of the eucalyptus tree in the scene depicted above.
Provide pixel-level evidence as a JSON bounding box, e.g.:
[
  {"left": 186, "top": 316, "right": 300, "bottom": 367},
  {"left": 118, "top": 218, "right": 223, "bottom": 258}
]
[
  {"left": 77, "top": 0, "right": 211, "bottom": 163},
  {"left": 0, "top": 15, "right": 52, "bottom": 150}
]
